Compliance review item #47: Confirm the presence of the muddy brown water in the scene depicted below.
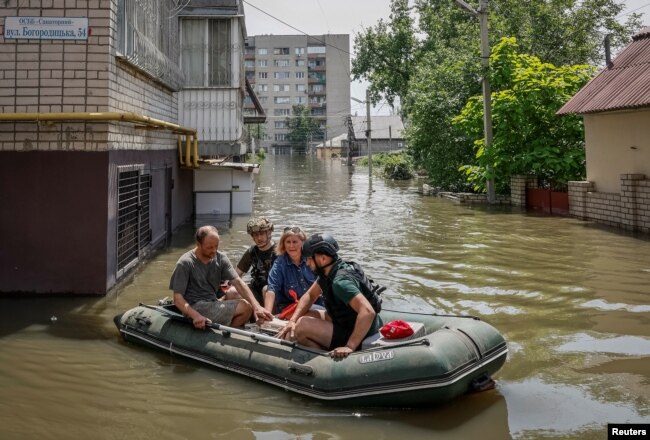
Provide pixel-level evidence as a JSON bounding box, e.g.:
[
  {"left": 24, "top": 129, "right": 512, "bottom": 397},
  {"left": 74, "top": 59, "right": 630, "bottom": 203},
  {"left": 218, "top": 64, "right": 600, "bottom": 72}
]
[{"left": 1, "top": 155, "right": 648, "bottom": 439}]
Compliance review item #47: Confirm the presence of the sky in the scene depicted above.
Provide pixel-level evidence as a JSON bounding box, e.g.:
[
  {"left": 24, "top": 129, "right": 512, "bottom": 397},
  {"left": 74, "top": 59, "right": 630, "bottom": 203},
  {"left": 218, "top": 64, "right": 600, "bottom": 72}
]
[{"left": 243, "top": 0, "right": 650, "bottom": 115}]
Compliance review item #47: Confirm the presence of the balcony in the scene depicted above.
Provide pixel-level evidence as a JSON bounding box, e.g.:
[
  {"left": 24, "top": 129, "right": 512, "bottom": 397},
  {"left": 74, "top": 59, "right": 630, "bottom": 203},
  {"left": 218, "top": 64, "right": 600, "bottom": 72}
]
[
  {"left": 308, "top": 88, "right": 326, "bottom": 96},
  {"left": 307, "top": 64, "right": 326, "bottom": 72}
]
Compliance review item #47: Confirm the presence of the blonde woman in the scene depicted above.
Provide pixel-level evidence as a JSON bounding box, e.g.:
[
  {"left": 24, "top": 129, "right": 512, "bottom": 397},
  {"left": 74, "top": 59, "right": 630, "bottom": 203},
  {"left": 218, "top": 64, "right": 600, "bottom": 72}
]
[{"left": 264, "top": 226, "right": 324, "bottom": 317}]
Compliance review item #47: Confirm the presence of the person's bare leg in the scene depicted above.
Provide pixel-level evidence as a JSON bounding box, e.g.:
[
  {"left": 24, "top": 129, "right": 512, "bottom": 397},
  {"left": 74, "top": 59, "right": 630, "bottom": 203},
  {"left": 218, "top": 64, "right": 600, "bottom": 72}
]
[
  {"left": 294, "top": 316, "right": 333, "bottom": 349},
  {"left": 230, "top": 300, "right": 253, "bottom": 326}
]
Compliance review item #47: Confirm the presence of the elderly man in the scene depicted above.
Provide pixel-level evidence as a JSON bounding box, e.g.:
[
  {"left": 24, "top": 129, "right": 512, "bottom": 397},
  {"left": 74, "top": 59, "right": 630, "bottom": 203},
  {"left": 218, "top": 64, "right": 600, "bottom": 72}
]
[
  {"left": 170, "top": 225, "right": 273, "bottom": 329},
  {"left": 277, "top": 233, "right": 382, "bottom": 358}
]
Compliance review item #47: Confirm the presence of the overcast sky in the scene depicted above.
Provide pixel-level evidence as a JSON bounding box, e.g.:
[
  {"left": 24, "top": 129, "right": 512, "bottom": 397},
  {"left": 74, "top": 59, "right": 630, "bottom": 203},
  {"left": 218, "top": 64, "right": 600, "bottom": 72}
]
[{"left": 244, "top": 0, "right": 650, "bottom": 115}]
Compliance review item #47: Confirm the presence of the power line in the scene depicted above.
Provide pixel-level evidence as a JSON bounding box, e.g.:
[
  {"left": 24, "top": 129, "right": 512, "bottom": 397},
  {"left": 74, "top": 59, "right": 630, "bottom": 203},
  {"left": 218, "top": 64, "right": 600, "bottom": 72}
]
[
  {"left": 617, "top": 2, "right": 650, "bottom": 18},
  {"left": 243, "top": 0, "right": 351, "bottom": 56}
]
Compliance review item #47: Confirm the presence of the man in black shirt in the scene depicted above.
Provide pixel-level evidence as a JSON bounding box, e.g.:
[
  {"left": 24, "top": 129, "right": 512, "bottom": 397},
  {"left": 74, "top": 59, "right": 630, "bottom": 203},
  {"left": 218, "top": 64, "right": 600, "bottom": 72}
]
[{"left": 226, "top": 217, "right": 277, "bottom": 304}]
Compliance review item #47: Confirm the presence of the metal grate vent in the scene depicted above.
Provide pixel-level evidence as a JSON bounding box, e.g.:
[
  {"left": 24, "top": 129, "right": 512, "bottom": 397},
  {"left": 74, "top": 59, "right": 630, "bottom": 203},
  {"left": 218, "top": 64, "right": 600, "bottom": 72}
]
[{"left": 117, "top": 167, "right": 151, "bottom": 275}]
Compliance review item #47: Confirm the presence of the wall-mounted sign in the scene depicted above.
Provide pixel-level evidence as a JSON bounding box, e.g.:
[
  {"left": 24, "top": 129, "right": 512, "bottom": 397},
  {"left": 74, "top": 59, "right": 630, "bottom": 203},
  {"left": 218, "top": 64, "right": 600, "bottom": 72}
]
[{"left": 4, "top": 16, "right": 89, "bottom": 40}]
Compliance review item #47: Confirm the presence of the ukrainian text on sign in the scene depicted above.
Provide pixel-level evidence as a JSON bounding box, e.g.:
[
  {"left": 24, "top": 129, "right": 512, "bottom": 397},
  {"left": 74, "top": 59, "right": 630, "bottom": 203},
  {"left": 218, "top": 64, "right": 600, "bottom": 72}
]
[{"left": 4, "top": 17, "right": 89, "bottom": 40}]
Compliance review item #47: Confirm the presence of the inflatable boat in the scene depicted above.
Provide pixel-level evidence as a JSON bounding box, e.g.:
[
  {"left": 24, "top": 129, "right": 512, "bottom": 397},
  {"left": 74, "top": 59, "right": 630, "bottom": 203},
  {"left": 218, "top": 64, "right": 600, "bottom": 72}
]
[{"left": 114, "top": 301, "right": 507, "bottom": 407}]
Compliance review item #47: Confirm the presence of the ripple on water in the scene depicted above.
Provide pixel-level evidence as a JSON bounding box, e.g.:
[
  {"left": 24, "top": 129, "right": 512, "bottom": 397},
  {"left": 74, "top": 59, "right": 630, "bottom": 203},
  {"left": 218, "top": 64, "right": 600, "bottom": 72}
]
[
  {"left": 501, "top": 377, "right": 646, "bottom": 438},
  {"left": 557, "top": 333, "right": 650, "bottom": 356},
  {"left": 580, "top": 299, "right": 650, "bottom": 313}
]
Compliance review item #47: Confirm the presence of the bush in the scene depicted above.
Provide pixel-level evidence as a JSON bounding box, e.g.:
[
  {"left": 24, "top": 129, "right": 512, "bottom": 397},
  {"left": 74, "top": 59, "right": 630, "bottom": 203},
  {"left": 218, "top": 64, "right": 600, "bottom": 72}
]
[{"left": 358, "top": 152, "right": 414, "bottom": 180}]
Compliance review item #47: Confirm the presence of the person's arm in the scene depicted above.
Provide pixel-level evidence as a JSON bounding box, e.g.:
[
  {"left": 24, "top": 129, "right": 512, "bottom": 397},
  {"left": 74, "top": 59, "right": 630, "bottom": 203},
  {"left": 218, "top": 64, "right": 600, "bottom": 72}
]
[
  {"left": 230, "top": 276, "right": 273, "bottom": 322},
  {"left": 264, "top": 258, "right": 283, "bottom": 314},
  {"left": 276, "top": 281, "right": 321, "bottom": 339},
  {"left": 173, "top": 292, "right": 209, "bottom": 330},
  {"left": 236, "top": 247, "right": 252, "bottom": 277},
  {"left": 330, "top": 293, "right": 375, "bottom": 358},
  {"left": 170, "top": 257, "right": 209, "bottom": 330},
  {"left": 264, "top": 289, "right": 276, "bottom": 313}
]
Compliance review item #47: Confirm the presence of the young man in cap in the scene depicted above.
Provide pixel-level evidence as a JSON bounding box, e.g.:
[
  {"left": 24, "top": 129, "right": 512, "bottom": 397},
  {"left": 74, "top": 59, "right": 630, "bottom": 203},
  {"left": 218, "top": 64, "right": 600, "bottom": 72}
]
[
  {"left": 277, "top": 233, "right": 382, "bottom": 358},
  {"left": 170, "top": 225, "right": 273, "bottom": 329}
]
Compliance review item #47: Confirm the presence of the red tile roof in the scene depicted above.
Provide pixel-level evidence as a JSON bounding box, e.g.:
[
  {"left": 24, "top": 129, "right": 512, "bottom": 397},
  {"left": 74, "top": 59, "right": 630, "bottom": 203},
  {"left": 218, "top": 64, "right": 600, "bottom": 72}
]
[{"left": 557, "top": 27, "right": 650, "bottom": 115}]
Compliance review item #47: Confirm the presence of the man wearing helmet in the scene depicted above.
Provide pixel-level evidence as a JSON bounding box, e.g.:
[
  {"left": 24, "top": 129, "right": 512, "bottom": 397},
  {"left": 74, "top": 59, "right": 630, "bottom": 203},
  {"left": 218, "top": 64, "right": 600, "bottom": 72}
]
[
  {"left": 277, "top": 233, "right": 383, "bottom": 358},
  {"left": 230, "top": 217, "right": 277, "bottom": 304}
]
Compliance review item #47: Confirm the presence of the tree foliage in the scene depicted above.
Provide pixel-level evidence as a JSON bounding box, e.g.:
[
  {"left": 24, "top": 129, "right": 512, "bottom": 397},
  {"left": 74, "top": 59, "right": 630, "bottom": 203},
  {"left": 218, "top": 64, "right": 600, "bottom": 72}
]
[
  {"left": 351, "top": 0, "right": 417, "bottom": 107},
  {"left": 453, "top": 37, "right": 596, "bottom": 193},
  {"left": 286, "top": 105, "right": 322, "bottom": 151},
  {"left": 352, "top": 0, "right": 643, "bottom": 190}
]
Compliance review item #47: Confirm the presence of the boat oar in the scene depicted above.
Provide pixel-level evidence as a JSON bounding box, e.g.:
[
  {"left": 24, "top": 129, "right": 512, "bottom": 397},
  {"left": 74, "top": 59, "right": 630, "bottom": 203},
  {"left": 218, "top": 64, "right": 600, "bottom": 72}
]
[{"left": 139, "top": 304, "right": 327, "bottom": 355}]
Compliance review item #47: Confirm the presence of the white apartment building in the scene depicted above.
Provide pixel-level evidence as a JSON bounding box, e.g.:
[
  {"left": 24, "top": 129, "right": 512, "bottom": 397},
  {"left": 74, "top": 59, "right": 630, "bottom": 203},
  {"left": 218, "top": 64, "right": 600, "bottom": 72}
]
[{"left": 244, "top": 34, "right": 351, "bottom": 153}]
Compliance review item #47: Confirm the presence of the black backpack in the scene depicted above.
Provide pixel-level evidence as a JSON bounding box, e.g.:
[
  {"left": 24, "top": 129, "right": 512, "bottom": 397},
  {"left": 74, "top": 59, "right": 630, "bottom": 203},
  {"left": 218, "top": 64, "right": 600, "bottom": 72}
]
[{"left": 334, "top": 261, "right": 385, "bottom": 313}]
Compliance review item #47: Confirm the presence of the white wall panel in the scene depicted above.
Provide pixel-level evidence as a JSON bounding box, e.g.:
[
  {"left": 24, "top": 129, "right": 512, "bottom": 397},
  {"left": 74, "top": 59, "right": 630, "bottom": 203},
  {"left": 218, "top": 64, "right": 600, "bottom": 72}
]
[{"left": 178, "top": 89, "right": 243, "bottom": 142}]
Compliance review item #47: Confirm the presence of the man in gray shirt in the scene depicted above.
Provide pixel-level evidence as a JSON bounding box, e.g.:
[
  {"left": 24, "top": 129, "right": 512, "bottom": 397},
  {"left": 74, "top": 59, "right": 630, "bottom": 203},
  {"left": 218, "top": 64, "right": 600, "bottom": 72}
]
[{"left": 170, "top": 225, "right": 273, "bottom": 328}]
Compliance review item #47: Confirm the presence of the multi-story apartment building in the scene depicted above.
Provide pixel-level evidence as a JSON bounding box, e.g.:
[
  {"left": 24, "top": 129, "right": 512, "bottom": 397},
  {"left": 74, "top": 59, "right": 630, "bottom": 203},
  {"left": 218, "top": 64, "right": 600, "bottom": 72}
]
[
  {"left": 244, "top": 34, "right": 350, "bottom": 153},
  {"left": 0, "top": 0, "right": 261, "bottom": 295}
]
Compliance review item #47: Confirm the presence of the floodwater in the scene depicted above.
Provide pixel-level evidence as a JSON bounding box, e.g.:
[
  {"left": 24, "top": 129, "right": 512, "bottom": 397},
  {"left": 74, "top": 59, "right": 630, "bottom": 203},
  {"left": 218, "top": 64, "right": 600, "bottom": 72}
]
[{"left": 1, "top": 155, "right": 649, "bottom": 439}]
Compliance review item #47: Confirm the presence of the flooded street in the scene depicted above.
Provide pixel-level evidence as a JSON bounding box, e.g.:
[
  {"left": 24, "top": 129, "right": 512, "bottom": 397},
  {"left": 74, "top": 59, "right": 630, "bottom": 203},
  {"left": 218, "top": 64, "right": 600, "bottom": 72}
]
[{"left": 1, "top": 155, "right": 649, "bottom": 439}]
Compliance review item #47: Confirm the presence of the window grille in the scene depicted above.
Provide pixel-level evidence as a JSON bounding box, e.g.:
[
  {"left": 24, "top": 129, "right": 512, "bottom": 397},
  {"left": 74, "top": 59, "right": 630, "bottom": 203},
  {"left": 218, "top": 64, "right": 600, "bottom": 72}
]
[{"left": 117, "top": 167, "right": 151, "bottom": 275}]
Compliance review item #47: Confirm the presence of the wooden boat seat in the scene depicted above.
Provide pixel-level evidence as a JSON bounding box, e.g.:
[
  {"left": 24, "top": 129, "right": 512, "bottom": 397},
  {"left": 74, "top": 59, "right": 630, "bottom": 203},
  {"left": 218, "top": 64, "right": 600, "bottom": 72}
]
[{"left": 361, "top": 321, "right": 426, "bottom": 349}]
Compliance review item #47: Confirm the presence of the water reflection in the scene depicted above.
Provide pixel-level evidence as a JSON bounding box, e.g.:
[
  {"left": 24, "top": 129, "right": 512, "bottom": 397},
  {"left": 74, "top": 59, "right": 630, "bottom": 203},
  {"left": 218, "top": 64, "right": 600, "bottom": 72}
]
[{"left": 0, "top": 155, "right": 649, "bottom": 439}]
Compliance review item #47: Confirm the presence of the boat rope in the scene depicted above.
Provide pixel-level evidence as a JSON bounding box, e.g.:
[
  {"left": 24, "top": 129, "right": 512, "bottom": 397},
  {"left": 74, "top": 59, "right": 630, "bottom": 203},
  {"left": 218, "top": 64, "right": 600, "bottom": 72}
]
[{"left": 382, "top": 308, "right": 481, "bottom": 321}]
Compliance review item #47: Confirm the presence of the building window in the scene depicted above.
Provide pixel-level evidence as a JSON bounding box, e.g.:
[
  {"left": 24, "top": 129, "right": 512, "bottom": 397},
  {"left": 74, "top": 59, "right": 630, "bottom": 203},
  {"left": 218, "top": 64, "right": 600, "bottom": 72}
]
[
  {"left": 258, "top": 72, "right": 268, "bottom": 79},
  {"left": 295, "top": 59, "right": 305, "bottom": 67},
  {"left": 258, "top": 48, "right": 267, "bottom": 55},
  {"left": 295, "top": 71, "right": 305, "bottom": 79},
  {"left": 244, "top": 60, "right": 255, "bottom": 68},
  {"left": 245, "top": 47, "right": 255, "bottom": 56},
  {"left": 294, "top": 96, "right": 306, "bottom": 104},
  {"left": 258, "top": 96, "right": 268, "bottom": 103},
  {"left": 274, "top": 108, "right": 291, "bottom": 116},
  {"left": 274, "top": 72, "right": 290, "bottom": 79},
  {"left": 307, "top": 46, "right": 326, "bottom": 54},
  {"left": 295, "top": 84, "right": 306, "bottom": 92},
  {"left": 256, "top": 84, "right": 268, "bottom": 92},
  {"left": 274, "top": 96, "right": 290, "bottom": 104},
  {"left": 274, "top": 59, "right": 290, "bottom": 67},
  {"left": 273, "top": 47, "right": 290, "bottom": 55},
  {"left": 117, "top": 165, "right": 151, "bottom": 276},
  {"left": 275, "top": 121, "right": 288, "bottom": 129},
  {"left": 259, "top": 59, "right": 268, "bottom": 67},
  {"left": 295, "top": 47, "right": 305, "bottom": 55},
  {"left": 273, "top": 84, "right": 290, "bottom": 92},
  {"left": 181, "top": 18, "right": 232, "bottom": 87},
  {"left": 311, "top": 84, "right": 324, "bottom": 92},
  {"left": 275, "top": 133, "right": 288, "bottom": 141}
]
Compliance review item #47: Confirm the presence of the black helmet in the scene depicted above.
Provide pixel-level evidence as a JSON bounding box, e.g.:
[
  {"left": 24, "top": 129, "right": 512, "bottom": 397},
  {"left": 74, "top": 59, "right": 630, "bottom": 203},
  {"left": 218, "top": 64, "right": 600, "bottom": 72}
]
[
  {"left": 302, "top": 233, "right": 339, "bottom": 258},
  {"left": 246, "top": 217, "right": 273, "bottom": 234}
]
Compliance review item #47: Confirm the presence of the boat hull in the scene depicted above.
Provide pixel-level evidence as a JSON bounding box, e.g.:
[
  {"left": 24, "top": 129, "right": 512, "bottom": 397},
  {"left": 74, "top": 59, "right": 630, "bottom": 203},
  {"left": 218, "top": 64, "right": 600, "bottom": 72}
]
[{"left": 115, "top": 304, "right": 507, "bottom": 407}]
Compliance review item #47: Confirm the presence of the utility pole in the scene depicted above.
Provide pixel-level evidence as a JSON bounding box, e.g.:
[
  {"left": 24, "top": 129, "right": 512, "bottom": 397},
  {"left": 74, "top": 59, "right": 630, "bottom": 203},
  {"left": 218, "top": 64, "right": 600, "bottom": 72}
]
[
  {"left": 366, "top": 88, "right": 372, "bottom": 177},
  {"left": 454, "top": 0, "right": 495, "bottom": 203}
]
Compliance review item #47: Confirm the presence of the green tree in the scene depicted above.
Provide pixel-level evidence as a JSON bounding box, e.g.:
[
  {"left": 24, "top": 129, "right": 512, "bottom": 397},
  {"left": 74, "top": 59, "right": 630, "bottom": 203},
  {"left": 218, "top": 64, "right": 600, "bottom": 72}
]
[
  {"left": 246, "top": 122, "right": 266, "bottom": 143},
  {"left": 352, "top": 0, "right": 642, "bottom": 189},
  {"left": 453, "top": 37, "right": 596, "bottom": 193},
  {"left": 286, "top": 105, "right": 321, "bottom": 152},
  {"left": 352, "top": 0, "right": 417, "bottom": 107}
]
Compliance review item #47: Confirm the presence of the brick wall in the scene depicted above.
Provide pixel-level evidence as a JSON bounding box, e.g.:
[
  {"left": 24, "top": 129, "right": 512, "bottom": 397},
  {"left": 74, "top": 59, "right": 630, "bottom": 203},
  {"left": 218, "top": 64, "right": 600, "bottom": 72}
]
[
  {"left": 511, "top": 175, "right": 537, "bottom": 207},
  {"left": 569, "top": 174, "right": 650, "bottom": 234},
  {"left": 0, "top": 0, "right": 178, "bottom": 152}
]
